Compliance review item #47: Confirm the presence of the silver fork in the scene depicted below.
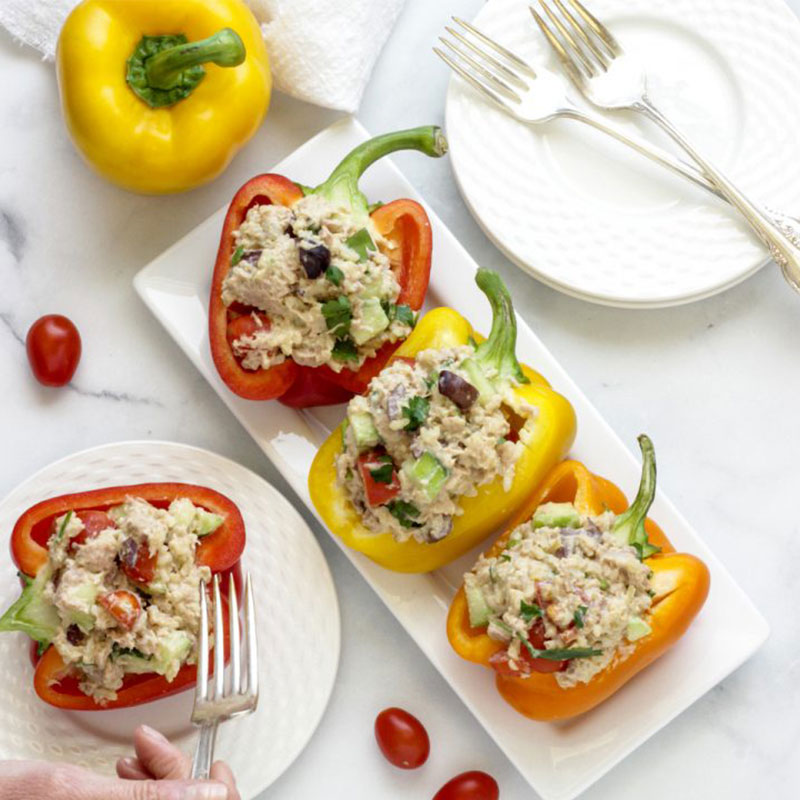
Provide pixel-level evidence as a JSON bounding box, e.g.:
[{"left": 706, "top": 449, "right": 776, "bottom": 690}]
[
  {"left": 191, "top": 572, "right": 258, "bottom": 779},
  {"left": 532, "top": 0, "right": 800, "bottom": 292},
  {"left": 435, "top": 18, "right": 722, "bottom": 198}
]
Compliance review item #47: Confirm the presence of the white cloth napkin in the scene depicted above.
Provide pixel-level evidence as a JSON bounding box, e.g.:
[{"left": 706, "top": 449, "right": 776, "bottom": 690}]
[{"left": 0, "top": 0, "right": 406, "bottom": 112}]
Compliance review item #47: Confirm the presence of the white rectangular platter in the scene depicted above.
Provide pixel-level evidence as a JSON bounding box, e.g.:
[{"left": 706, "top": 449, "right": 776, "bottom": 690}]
[{"left": 135, "top": 117, "right": 768, "bottom": 800}]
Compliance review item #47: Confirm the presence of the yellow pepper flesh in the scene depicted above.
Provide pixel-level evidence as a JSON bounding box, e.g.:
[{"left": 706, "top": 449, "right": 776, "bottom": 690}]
[
  {"left": 309, "top": 307, "right": 577, "bottom": 573},
  {"left": 57, "top": 0, "right": 271, "bottom": 193}
]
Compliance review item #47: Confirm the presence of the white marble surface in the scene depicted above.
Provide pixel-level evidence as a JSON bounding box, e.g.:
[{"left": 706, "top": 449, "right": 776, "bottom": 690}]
[{"left": 1, "top": 1, "right": 799, "bottom": 798}]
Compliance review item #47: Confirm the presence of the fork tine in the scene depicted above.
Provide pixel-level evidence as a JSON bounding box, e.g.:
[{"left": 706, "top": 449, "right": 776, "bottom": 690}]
[
  {"left": 538, "top": 0, "right": 601, "bottom": 76},
  {"left": 452, "top": 17, "right": 536, "bottom": 78},
  {"left": 212, "top": 574, "right": 225, "bottom": 699},
  {"left": 196, "top": 580, "right": 209, "bottom": 703},
  {"left": 529, "top": 7, "right": 587, "bottom": 87},
  {"left": 228, "top": 572, "right": 241, "bottom": 695},
  {"left": 244, "top": 573, "right": 258, "bottom": 699},
  {"left": 552, "top": 0, "right": 610, "bottom": 66},
  {"left": 434, "top": 47, "right": 519, "bottom": 110},
  {"left": 439, "top": 38, "right": 523, "bottom": 103},
  {"left": 565, "top": 0, "right": 623, "bottom": 56},
  {"left": 444, "top": 26, "right": 528, "bottom": 90}
]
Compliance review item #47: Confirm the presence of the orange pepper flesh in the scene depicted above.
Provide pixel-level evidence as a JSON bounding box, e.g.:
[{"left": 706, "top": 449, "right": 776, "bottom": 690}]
[{"left": 446, "top": 460, "right": 710, "bottom": 721}]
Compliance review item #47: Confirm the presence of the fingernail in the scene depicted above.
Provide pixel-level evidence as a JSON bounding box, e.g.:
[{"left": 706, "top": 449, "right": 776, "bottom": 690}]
[
  {"left": 140, "top": 724, "right": 169, "bottom": 744},
  {"left": 118, "top": 757, "right": 137, "bottom": 769},
  {"left": 181, "top": 784, "right": 229, "bottom": 800}
]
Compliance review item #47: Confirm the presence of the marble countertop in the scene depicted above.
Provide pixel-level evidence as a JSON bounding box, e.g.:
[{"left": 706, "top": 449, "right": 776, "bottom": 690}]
[{"left": 2, "top": 1, "right": 799, "bottom": 797}]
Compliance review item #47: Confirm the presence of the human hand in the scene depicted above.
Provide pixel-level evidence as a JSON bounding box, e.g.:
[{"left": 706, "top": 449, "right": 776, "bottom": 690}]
[{"left": 0, "top": 724, "right": 238, "bottom": 799}]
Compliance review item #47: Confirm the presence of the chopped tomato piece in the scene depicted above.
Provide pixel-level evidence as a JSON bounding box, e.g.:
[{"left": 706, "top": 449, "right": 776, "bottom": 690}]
[
  {"left": 226, "top": 312, "right": 270, "bottom": 350},
  {"left": 357, "top": 449, "right": 400, "bottom": 507},
  {"left": 69, "top": 510, "right": 116, "bottom": 550},
  {"left": 489, "top": 620, "right": 567, "bottom": 676},
  {"left": 99, "top": 590, "right": 141, "bottom": 631},
  {"left": 119, "top": 537, "right": 157, "bottom": 584}
]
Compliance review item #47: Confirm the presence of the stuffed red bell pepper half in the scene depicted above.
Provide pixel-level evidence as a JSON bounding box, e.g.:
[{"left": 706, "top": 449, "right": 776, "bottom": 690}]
[
  {"left": 0, "top": 483, "right": 245, "bottom": 710},
  {"left": 209, "top": 125, "right": 448, "bottom": 407}
]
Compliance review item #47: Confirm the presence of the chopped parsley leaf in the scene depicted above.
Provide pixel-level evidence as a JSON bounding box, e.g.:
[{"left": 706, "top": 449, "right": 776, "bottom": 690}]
[
  {"left": 369, "top": 455, "right": 395, "bottom": 484},
  {"left": 402, "top": 396, "right": 429, "bottom": 432},
  {"left": 231, "top": 246, "right": 244, "bottom": 265},
  {"left": 321, "top": 296, "right": 352, "bottom": 337},
  {"left": 332, "top": 338, "right": 359, "bottom": 362},
  {"left": 325, "top": 265, "right": 344, "bottom": 286},
  {"left": 520, "top": 600, "right": 542, "bottom": 622},
  {"left": 573, "top": 605, "right": 588, "bottom": 629},
  {"left": 387, "top": 500, "right": 421, "bottom": 528},
  {"left": 345, "top": 228, "right": 375, "bottom": 261}
]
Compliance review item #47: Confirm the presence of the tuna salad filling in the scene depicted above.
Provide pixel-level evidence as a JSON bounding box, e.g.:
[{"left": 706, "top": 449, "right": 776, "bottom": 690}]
[
  {"left": 337, "top": 345, "right": 529, "bottom": 542},
  {"left": 336, "top": 269, "right": 535, "bottom": 544},
  {"left": 36, "top": 497, "right": 223, "bottom": 703},
  {"left": 221, "top": 193, "right": 415, "bottom": 373},
  {"left": 464, "top": 502, "right": 654, "bottom": 688}
]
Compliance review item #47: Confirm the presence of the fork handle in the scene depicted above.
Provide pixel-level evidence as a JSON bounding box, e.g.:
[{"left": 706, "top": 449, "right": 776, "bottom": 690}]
[
  {"left": 191, "top": 720, "right": 219, "bottom": 780},
  {"left": 565, "top": 107, "right": 720, "bottom": 197},
  {"left": 633, "top": 96, "right": 800, "bottom": 292}
]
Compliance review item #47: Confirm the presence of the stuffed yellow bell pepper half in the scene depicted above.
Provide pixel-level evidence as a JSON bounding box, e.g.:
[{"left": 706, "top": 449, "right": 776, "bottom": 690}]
[
  {"left": 57, "top": 0, "right": 270, "bottom": 193},
  {"left": 309, "top": 269, "right": 576, "bottom": 573}
]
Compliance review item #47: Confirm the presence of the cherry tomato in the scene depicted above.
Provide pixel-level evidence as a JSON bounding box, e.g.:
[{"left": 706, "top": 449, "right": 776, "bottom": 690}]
[
  {"left": 119, "top": 537, "right": 157, "bottom": 584},
  {"left": 99, "top": 590, "right": 141, "bottom": 631},
  {"left": 433, "top": 771, "right": 499, "bottom": 800},
  {"left": 374, "top": 707, "right": 430, "bottom": 769},
  {"left": 26, "top": 314, "right": 81, "bottom": 387},
  {"left": 226, "top": 312, "right": 270, "bottom": 349},
  {"left": 358, "top": 449, "right": 401, "bottom": 507},
  {"left": 69, "top": 510, "right": 116, "bottom": 550}
]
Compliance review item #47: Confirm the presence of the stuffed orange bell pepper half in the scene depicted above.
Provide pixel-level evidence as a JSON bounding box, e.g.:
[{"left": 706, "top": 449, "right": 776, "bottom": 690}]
[
  {"left": 210, "top": 126, "right": 448, "bottom": 408},
  {"left": 447, "top": 435, "right": 710, "bottom": 721},
  {"left": 309, "top": 269, "right": 577, "bottom": 573},
  {"left": 0, "top": 484, "right": 244, "bottom": 710}
]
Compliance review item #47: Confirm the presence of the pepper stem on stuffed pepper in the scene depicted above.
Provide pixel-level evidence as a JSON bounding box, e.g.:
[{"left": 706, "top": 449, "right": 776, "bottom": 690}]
[
  {"left": 209, "top": 126, "right": 448, "bottom": 406},
  {"left": 611, "top": 434, "right": 661, "bottom": 559},
  {"left": 309, "top": 268, "right": 577, "bottom": 573},
  {"left": 312, "top": 126, "right": 448, "bottom": 227}
]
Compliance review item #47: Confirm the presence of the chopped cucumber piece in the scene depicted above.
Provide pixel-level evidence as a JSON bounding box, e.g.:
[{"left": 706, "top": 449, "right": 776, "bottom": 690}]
[
  {"left": 193, "top": 509, "right": 224, "bottom": 537},
  {"left": 359, "top": 274, "right": 385, "bottom": 299},
  {"left": 626, "top": 616, "right": 652, "bottom": 642},
  {"left": 113, "top": 648, "right": 155, "bottom": 674},
  {"left": 351, "top": 297, "right": 390, "bottom": 345},
  {"left": 156, "top": 630, "right": 193, "bottom": 670},
  {"left": 465, "top": 585, "right": 491, "bottom": 628},
  {"left": 349, "top": 411, "right": 380, "bottom": 450},
  {"left": 533, "top": 502, "right": 581, "bottom": 529},
  {"left": 169, "top": 497, "right": 195, "bottom": 529},
  {"left": 61, "top": 581, "right": 100, "bottom": 632},
  {"left": 460, "top": 358, "right": 496, "bottom": 402},
  {"left": 0, "top": 568, "right": 59, "bottom": 647},
  {"left": 402, "top": 452, "right": 448, "bottom": 501}
]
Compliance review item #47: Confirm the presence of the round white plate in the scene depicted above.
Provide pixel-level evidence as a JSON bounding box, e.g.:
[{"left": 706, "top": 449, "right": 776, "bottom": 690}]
[
  {"left": 446, "top": 0, "right": 800, "bottom": 307},
  {"left": 0, "top": 441, "right": 340, "bottom": 800}
]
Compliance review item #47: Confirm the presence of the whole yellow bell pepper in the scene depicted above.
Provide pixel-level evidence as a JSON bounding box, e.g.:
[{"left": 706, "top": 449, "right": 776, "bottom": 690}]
[
  {"left": 309, "top": 270, "right": 577, "bottom": 573},
  {"left": 57, "top": 0, "right": 271, "bottom": 194}
]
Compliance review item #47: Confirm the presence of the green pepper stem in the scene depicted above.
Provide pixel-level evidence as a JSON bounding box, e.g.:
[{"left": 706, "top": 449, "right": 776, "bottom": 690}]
[
  {"left": 612, "top": 434, "right": 661, "bottom": 557},
  {"left": 145, "top": 28, "right": 245, "bottom": 90},
  {"left": 474, "top": 269, "right": 528, "bottom": 384},
  {"left": 313, "top": 126, "right": 448, "bottom": 222}
]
